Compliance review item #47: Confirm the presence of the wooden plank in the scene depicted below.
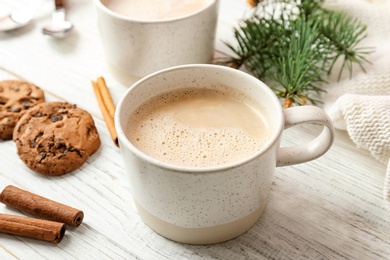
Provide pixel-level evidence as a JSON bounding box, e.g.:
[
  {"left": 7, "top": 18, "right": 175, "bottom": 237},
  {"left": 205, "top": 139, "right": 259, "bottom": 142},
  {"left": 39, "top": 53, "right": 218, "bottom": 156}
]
[{"left": 0, "top": 0, "right": 389, "bottom": 259}]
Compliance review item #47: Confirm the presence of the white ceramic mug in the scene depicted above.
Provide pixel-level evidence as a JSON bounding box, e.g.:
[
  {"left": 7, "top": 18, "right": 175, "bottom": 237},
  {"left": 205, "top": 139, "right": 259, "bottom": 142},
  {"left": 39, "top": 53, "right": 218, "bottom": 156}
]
[
  {"left": 94, "top": 0, "right": 219, "bottom": 85},
  {"left": 115, "top": 64, "right": 335, "bottom": 244}
]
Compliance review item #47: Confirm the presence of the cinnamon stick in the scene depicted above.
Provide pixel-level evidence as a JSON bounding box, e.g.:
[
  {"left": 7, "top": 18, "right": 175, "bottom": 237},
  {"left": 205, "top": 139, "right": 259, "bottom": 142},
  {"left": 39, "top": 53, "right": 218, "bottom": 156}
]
[
  {"left": 97, "top": 77, "right": 116, "bottom": 118},
  {"left": 0, "top": 213, "right": 66, "bottom": 243},
  {"left": 0, "top": 185, "right": 84, "bottom": 227},
  {"left": 92, "top": 77, "right": 119, "bottom": 147}
]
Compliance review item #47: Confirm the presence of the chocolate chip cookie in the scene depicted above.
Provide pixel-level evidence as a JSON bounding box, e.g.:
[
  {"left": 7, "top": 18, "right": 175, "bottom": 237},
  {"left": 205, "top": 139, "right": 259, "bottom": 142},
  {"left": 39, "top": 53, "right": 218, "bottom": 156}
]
[
  {"left": 0, "top": 80, "right": 45, "bottom": 140},
  {"left": 13, "top": 102, "right": 101, "bottom": 176}
]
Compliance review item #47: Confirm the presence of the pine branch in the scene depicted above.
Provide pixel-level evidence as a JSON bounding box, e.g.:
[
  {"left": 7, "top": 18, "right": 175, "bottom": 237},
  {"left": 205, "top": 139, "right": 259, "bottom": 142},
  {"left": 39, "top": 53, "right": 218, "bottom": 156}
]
[
  {"left": 319, "top": 10, "right": 374, "bottom": 80},
  {"left": 219, "top": 0, "right": 373, "bottom": 107},
  {"left": 272, "top": 19, "right": 327, "bottom": 108}
]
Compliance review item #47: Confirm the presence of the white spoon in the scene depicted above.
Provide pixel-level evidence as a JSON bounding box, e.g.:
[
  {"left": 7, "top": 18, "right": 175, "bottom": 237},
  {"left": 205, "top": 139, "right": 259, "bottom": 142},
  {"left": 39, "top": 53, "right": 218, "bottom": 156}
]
[{"left": 42, "top": 0, "right": 73, "bottom": 38}]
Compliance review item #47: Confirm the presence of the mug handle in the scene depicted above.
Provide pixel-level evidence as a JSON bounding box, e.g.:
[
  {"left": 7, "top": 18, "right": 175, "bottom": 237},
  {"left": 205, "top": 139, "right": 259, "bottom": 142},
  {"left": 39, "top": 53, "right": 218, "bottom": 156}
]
[{"left": 277, "top": 106, "right": 335, "bottom": 167}]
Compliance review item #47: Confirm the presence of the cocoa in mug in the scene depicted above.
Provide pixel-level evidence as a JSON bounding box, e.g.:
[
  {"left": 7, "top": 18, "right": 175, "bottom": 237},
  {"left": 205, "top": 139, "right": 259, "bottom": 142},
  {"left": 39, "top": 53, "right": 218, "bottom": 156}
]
[
  {"left": 115, "top": 65, "right": 335, "bottom": 244},
  {"left": 126, "top": 86, "right": 273, "bottom": 168},
  {"left": 105, "top": 0, "right": 214, "bottom": 21}
]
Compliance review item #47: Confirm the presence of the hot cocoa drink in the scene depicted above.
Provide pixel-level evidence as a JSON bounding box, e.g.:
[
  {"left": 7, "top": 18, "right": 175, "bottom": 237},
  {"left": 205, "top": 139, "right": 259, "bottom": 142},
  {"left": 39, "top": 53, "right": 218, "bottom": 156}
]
[
  {"left": 125, "top": 86, "right": 272, "bottom": 168},
  {"left": 104, "top": 0, "right": 214, "bottom": 21}
]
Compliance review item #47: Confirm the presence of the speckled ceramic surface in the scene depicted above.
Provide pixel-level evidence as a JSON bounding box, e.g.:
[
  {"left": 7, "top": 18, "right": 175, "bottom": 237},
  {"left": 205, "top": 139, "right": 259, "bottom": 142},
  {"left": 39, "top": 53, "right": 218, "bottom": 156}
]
[
  {"left": 115, "top": 65, "right": 335, "bottom": 244},
  {"left": 95, "top": 0, "right": 219, "bottom": 85}
]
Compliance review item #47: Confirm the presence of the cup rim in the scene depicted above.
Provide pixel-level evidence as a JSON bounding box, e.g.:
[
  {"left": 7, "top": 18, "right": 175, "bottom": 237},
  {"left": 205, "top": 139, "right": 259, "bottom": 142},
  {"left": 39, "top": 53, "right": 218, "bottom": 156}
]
[
  {"left": 95, "top": 0, "right": 218, "bottom": 24},
  {"left": 115, "top": 64, "right": 284, "bottom": 173}
]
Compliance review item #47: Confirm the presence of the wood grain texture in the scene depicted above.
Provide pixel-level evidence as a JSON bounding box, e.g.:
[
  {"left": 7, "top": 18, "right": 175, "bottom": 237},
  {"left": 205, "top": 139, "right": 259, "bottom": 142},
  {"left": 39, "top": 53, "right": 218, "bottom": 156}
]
[{"left": 0, "top": 0, "right": 389, "bottom": 259}]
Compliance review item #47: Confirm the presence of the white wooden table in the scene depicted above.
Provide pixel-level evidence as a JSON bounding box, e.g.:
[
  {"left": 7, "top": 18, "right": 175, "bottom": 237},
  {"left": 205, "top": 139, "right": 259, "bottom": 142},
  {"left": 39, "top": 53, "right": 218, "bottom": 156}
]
[{"left": 0, "top": 0, "right": 389, "bottom": 259}]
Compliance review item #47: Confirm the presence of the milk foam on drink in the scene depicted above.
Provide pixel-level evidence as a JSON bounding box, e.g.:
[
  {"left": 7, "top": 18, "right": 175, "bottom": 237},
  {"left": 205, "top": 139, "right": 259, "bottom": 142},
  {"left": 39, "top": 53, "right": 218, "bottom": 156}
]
[
  {"left": 126, "top": 87, "right": 272, "bottom": 168},
  {"left": 105, "top": 0, "right": 214, "bottom": 21}
]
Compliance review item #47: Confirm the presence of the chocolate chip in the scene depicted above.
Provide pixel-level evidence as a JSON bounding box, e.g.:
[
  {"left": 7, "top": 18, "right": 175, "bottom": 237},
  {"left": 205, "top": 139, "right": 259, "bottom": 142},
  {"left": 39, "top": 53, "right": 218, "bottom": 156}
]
[
  {"left": 20, "top": 99, "right": 33, "bottom": 108},
  {"left": 0, "top": 97, "right": 7, "bottom": 105},
  {"left": 55, "top": 138, "right": 66, "bottom": 150},
  {"left": 7, "top": 107, "right": 21, "bottom": 112},
  {"left": 33, "top": 112, "right": 43, "bottom": 117},
  {"left": 30, "top": 133, "right": 42, "bottom": 148},
  {"left": 38, "top": 152, "right": 47, "bottom": 162},
  {"left": 29, "top": 139, "right": 36, "bottom": 148},
  {"left": 74, "top": 149, "right": 84, "bottom": 157},
  {"left": 50, "top": 114, "right": 63, "bottom": 122}
]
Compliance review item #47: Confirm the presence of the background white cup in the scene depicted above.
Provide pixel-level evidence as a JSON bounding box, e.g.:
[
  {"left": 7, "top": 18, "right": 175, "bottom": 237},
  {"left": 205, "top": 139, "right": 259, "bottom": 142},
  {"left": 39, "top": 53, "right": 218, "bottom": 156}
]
[
  {"left": 94, "top": 0, "right": 219, "bottom": 85},
  {"left": 115, "top": 64, "right": 335, "bottom": 244}
]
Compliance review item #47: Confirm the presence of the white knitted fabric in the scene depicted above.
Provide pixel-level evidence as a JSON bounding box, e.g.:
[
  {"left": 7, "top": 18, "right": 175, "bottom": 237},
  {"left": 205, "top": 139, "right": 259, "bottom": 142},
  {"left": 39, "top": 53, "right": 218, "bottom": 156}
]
[{"left": 322, "top": 0, "right": 390, "bottom": 210}]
